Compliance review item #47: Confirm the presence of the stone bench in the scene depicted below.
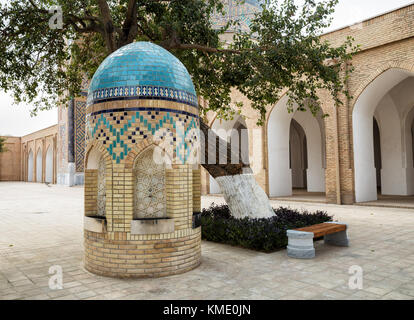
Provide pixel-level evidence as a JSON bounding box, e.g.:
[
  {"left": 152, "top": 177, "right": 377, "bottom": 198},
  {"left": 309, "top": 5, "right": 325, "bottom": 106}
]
[{"left": 287, "top": 222, "right": 349, "bottom": 259}]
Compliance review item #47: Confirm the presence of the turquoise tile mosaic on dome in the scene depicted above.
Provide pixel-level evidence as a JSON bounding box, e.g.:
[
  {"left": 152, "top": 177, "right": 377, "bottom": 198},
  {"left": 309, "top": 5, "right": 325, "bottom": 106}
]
[{"left": 87, "top": 42, "right": 198, "bottom": 108}]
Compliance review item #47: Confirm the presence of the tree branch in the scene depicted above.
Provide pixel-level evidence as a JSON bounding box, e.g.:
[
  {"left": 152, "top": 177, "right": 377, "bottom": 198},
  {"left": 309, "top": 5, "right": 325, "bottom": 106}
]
[
  {"left": 120, "top": 0, "right": 138, "bottom": 46},
  {"left": 97, "top": 0, "right": 117, "bottom": 53}
]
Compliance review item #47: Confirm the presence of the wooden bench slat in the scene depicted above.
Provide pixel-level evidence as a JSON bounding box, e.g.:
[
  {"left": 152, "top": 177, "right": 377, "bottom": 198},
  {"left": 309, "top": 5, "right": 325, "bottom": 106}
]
[{"left": 295, "top": 223, "right": 346, "bottom": 238}]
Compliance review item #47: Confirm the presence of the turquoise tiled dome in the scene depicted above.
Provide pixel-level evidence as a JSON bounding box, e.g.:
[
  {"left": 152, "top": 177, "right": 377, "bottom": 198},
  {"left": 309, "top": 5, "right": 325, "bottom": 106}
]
[{"left": 87, "top": 42, "right": 197, "bottom": 107}]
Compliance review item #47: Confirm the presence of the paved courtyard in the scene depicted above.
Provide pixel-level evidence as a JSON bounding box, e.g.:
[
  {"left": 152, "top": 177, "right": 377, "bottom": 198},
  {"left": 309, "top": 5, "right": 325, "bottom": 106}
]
[{"left": 0, "top": 182, "right": 413, "bottom": 300}]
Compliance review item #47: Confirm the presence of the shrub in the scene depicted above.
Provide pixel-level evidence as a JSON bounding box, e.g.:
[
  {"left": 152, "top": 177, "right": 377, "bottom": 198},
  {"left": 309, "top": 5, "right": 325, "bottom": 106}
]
[{"left": 201, "top": 204, "right": 332, "bottom": 252}]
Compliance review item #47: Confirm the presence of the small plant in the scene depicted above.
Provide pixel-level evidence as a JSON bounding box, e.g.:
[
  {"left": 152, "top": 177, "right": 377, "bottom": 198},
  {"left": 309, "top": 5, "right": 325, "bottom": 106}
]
[{"left": 201, "top": 204, "right": 332, "bottom": 252}]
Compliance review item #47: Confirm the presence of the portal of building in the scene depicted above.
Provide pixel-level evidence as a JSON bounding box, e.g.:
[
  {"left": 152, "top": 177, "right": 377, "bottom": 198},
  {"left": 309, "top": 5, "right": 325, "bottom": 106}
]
[
  {"left": 267, "top": 95, "right": 326, "bottom": 198},
  {"left": 353, "top": 69, "right": 414, "bottom": 202}
]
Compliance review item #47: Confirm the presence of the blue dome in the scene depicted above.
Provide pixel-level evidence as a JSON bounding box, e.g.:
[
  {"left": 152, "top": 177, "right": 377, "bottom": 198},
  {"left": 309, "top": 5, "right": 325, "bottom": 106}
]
[{"left": 87, "top": 42, "right": 197, "bottom": 107}]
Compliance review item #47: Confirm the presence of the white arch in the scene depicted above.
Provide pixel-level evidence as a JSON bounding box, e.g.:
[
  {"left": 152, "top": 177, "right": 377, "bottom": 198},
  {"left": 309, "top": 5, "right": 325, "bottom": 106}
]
[
  {"left": 403, "top": 107, "right": 414, "bottom": 194},
  {"left": 209, "top": 115, "right": 249, "bottom": 194},
  {"left": 353, "top": 69, "right": 413, "bottom": 202},
  {"left": 28, "top": 150, "right": 34, "bottom": 182},
  {"left": 45, "top": 146, "right": 53, "bottom": 183},
  {"left": 375, "top": 96, "right": 406, "bottom": 195},
  {"left": 290, "top": 121, "right": 306, "bottom": 188},
  {"left": 267, "top": 95, "right": 325, "bottom": 197},
  {"left": 294, "top": 109, "right": 325, "bottom": 192},
  {"left": 36, "top": 148, "right": 42, "bottom": 183}
]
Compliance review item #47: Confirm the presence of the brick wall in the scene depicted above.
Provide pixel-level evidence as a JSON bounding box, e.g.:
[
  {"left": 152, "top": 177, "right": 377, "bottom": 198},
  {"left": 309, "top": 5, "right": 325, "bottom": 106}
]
[
  {"left": 202, "top": 4, "right": 414, "bottom": 204},
  {"left": 84, "top": 228, "right": 201, "bottom": 278},
  {"left": 0, "top": 136, "right": 21, "bottom": 181}
]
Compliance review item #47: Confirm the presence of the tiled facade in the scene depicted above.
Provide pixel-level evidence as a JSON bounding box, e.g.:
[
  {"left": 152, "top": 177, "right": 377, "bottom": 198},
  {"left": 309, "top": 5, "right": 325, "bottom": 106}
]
[{"left": 83, "top": 42, "right": 201, "bottom": 278}]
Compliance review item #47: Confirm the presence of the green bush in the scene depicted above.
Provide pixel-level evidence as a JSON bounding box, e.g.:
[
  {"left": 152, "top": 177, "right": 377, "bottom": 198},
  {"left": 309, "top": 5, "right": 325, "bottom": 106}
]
[{"left": 201, "top": 204, "right": 332, "bottom": 252}]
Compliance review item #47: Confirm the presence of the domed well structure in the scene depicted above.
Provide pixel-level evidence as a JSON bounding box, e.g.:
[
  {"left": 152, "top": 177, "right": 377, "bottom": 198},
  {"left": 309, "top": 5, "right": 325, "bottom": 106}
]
[{"left": 83, "top": 42, "right": 201, "bottom": 278}]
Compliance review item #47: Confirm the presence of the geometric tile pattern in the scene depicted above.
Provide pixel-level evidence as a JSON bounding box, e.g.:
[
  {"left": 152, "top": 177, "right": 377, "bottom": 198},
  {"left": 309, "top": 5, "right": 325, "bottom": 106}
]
[
  {"left": 134, "top": 147, "right": 166, "bottom": 219},
  {"left": 87, "top": 85, "right": 198, "bottom": 108},
  {"left": 86, "top": 107, "right": 199, "bottom": 164},
  {"left": 74, "top": 101, "right": 86, "bottom": 172},
  {"left": 97, "top": 156, "right": 106, "bottom": 217}
]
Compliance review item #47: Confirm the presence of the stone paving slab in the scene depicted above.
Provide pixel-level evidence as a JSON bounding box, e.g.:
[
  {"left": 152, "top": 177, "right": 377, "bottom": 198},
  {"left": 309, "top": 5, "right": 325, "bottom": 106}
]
[{"left": 0, "top": 182, "right": 413, "bottom": 300}]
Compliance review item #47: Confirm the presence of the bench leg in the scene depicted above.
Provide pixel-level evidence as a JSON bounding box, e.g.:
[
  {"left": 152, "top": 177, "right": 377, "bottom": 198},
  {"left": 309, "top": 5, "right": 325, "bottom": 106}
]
[
  {"left": 287, "top": 230, "right": 315, "bottom": 259},
  {"left": 324, "top": 223, "right": 349, "bottom": 247}
]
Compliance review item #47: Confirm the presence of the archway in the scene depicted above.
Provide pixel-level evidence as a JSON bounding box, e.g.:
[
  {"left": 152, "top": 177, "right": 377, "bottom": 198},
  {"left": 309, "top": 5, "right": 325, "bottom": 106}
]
[
  {"left": 353, "top": 69, "right": 414, "bottom": 202},
  {"left": 373, "top": 118, "right": 382, "bottom": 191},
  {"left": 45, "top": 146, "right": 53, "bottom": 183},
  {"left": 290, "top": 119, "right": 308, "bottom": 189},
  {"left": 27, "top": 150, "right": 34, "bottom": 182},
  {"left": 36, "top": 147, "right": 42, "bottom": 182},
  {"left": 209, "top": 115, "right": 250, "bottom": 194},
  {"left": 267, "top": 95, "right": 326, "bottom": 198},
  {"left": 412, "top": 119, "right": 414, "bottom": 169},
  {"left": 134, "top": 146, "right": 166, "bottom": 218}
]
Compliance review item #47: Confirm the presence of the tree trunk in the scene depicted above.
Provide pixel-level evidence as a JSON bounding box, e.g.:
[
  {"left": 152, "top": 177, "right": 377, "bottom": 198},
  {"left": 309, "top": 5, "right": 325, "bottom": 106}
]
[{"left": 200, "top": 120, "right": 275, "bottom": 219}]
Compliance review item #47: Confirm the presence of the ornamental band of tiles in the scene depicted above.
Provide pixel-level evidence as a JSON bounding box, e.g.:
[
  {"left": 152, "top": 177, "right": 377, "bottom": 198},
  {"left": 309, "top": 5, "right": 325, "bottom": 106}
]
[{"left": 83, "top": 42, "right": 202, "bottom": 278}]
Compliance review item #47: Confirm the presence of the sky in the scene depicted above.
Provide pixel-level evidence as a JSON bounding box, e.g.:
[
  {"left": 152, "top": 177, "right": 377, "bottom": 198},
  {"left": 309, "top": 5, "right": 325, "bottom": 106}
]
[{"left": 1, "top": 0, "right": 413, "bottom": 136}]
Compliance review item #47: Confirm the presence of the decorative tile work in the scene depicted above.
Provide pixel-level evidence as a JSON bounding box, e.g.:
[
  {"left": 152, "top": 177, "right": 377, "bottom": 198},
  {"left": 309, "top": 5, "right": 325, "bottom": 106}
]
[
  {"left": 212, "top": 0, "right": 261, "bottom": 33},
  {"left": 86, "top": 107, "right": 200, "bottom": 164},
  {"left": 83, "top": 41, "right": 201, "bottom": 279},
  {"left": 75, "top": 101, "right": 86, "bottom": 172},
  {"left": 87, "top": 42, "right": 197, "bottom": 108},
  {"left": 97, "top": 156, "right": 106, "bottom": 217},
  {"left": 134, "top": 147, "right": 166, "bottom": 219},
  {"left": 58, "top": 124, "right": 66, "bottom": 168},
  {"left": 87, "top": 85, "right": 198, "bottom": 108}
]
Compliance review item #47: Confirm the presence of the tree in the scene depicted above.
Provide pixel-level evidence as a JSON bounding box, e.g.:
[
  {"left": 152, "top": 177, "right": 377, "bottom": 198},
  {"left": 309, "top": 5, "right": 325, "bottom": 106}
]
[
  {"left": 0, "top": 0, "right": 358, "bottom": 218},
  {"left": 0, "top": 137, "right": 7, "bottom": 153}
]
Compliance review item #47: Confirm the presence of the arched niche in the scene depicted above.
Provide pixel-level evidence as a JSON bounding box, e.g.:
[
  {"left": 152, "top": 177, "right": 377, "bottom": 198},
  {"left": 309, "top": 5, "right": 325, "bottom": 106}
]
[
  {"left": 45, "top": 146, "right": 53, "bottom": 183},
  {"left": 86, "top": 147, "right": 102, "bottom": 170},
  {"left": 267, "top": 95, "right": 325, "bottom": 197},
  {"left": 96, "top": 156, "right": 106, "bottom": 217},
  {"left": 36, "top": 147, "right": 42, "bottom": 182},
  {"left": 85, "top": 146, "right": 108, "bottom": 218},
  {"left": 290, "top": 119, "right": 307, "bottom": 189},
  {"left": 133, "top": 146, "right": 167, "bottom": 219},
  {"left": 27, "top": 150, "right": 34, "bottom": 182}
]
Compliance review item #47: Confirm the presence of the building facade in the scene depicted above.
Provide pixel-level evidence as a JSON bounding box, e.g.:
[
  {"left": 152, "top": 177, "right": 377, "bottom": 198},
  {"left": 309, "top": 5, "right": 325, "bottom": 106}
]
[
  {"left": 0, "top": 125, "right": 58, "bottom": 183},
  {"left": 1, "top": 3, "right": 414, "bottom": 206}
]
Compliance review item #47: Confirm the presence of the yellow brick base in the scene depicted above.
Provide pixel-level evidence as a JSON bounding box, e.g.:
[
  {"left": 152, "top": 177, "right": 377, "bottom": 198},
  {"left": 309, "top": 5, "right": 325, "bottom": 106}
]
[{"left": 84, "top": 228, "right": 201, "bottom": 278}]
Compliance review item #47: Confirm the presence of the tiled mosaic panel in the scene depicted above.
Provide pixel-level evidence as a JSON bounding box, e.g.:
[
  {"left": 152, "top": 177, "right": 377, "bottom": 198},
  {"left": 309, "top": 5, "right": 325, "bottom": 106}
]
[
  {"left": 58, "top": 123, "right": 67, "bottom": 170},
  {"left": 134, "top": 147, "right": 166, "bottom": 219},
  {"left": 88, "top": 85, "right": 197, "bottom": 108},
  {"left": 97, "top": 156, "right": 106, "bottom": 217},
  {"left": 75, "top": 101, "right": 86, "bottom": 172},
  {"left": 88, "top": 42, "right": 197, "bottom": 107},
  {"left": 212, "top": 0, "right": 261, "bottom": 32},
  {"left": 86, "top": 108, "right": 200, "bottom": 164}
]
